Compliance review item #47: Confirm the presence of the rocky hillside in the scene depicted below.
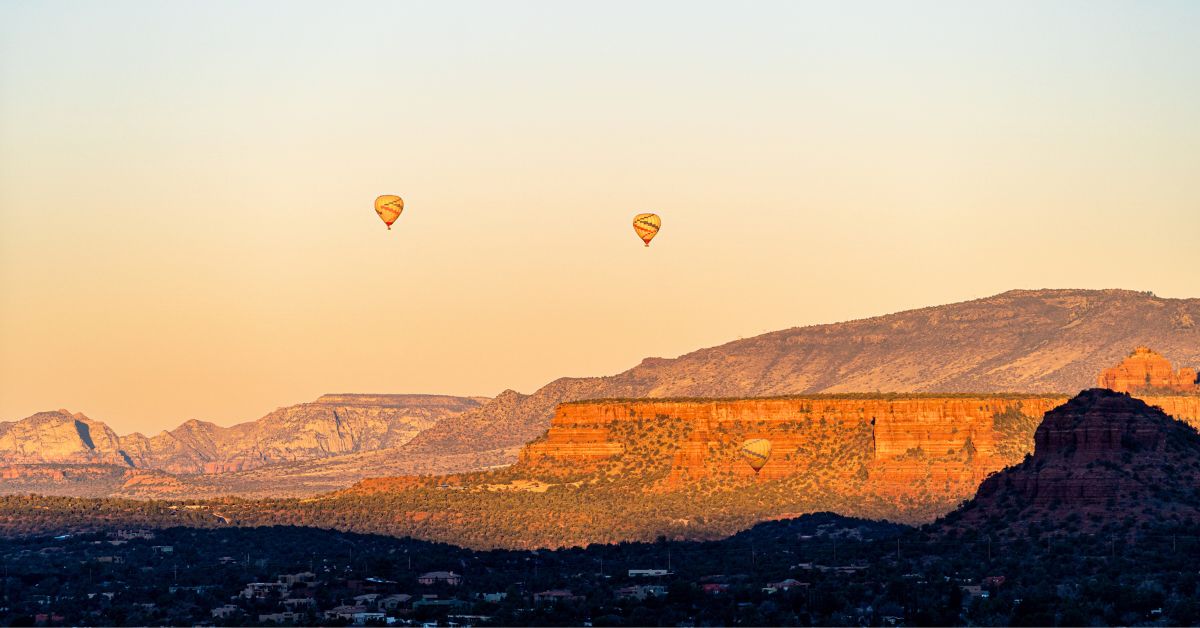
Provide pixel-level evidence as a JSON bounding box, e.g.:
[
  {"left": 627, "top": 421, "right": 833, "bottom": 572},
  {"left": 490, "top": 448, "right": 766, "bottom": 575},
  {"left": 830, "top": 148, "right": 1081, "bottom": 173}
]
[
  {"left": 405, "top": 289, "right": 1200, "bottom": 461},
  {"left": 0, "top": 411, "right": 130, "bottom": 467},
  {"left": 944, "top": 389, "right": 1200, "bottom": 535},
  {"left": 0, "top": 394, "right": 484, "bottom": 474}
]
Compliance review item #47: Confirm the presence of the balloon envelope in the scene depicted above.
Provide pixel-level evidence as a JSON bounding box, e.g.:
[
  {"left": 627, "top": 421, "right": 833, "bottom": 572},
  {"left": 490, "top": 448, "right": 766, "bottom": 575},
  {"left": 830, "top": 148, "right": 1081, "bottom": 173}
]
[
  {"left": 740, "top": 439, "right": 772, "bottom": 472},
  {"left": 375, "top": 195, "right": 404, "bottom": 230},
  {"left": 632, "top": 213, "right": 661, "bottom": 246}
]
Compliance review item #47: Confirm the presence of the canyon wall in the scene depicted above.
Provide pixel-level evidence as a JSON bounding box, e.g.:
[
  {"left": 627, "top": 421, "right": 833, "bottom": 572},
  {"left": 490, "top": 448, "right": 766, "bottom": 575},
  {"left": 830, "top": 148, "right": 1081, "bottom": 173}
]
[{"left": 520, "top": 394, "right": 1200, "bottom": 499}]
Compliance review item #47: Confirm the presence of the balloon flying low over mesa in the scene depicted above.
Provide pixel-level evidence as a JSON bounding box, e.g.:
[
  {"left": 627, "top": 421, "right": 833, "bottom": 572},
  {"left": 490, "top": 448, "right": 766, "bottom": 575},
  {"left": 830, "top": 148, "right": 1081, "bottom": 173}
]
[
  {"left": 740, "top": 438, "right": 772, "bottom": 473},
  {"left": 632, "top": 213, "right": 661, "bottom": 247},
  {"left": 374, "top": 195, "right": 405, "bottom": 230}
]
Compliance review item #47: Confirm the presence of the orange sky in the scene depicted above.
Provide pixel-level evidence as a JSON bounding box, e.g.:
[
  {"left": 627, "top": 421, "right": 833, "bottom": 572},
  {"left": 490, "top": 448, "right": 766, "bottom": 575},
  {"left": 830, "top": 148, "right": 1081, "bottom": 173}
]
[{"left": 2, "top": 2, "right": 1198, "bottom": 433}]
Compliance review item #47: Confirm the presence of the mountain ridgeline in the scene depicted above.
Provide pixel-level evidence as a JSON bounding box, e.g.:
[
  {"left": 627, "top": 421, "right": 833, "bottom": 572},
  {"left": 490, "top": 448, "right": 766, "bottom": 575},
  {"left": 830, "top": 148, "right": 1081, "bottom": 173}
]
[
  {"left": 0, "top": 395, "right": 484, "bottom": 474},
  {"left": 403, "top": 289, "right": 1200, "bottom": 463},
  {"left": 1, "top": 288, "right": 1199, "bottom": 502}
]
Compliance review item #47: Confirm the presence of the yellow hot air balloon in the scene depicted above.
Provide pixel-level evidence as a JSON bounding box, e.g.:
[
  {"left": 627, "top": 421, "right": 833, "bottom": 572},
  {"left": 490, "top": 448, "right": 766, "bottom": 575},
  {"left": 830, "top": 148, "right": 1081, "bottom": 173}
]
[
  {"left": 740, "top": 439, "right": 772, "bottom": 473},
  {"left": 375, "top": 195, "right": 405, "bottom": 230},
  {"left": 632, "top": 213, "right": 661, "bottom": 247}
]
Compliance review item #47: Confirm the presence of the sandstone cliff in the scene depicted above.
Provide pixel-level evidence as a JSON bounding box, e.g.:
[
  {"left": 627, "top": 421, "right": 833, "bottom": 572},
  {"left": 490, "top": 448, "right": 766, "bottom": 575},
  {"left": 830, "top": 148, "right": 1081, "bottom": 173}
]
[
  {"left": 1097, "top": 346, "right": 1198, "bottom": 393},
  {"left": 405, "top": 289, "right": 1200, "bottom": 464},
  {"left": 516, "top": 394, "right": 1200, "bottom": 504}
]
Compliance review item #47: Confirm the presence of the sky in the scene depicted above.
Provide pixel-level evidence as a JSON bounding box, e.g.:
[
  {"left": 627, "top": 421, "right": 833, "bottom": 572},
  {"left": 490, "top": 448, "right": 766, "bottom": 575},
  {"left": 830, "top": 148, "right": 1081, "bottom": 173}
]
[{"left": 1, "top": 1, "right": 1198, "bottom": 434}]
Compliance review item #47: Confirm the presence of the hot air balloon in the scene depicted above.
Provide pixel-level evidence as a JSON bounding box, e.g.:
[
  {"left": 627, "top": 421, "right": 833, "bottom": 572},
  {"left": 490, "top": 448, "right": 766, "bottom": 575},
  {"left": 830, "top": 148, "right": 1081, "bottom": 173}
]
[
  {"left": 632, "top": 213, "right": 661, "bottom": 247},
  {"left": 740, "top": 439, "right": 772, "bottom": 473},
  {"left": 374, "top": 195, "right": 405, "bottom": 230}
]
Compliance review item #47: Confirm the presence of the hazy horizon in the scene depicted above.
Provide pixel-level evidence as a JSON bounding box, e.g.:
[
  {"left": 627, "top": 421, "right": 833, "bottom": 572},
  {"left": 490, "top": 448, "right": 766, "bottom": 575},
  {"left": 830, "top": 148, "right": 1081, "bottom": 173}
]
[{"left": 3, "top": 1, "right": 1199, "bottom": 433}]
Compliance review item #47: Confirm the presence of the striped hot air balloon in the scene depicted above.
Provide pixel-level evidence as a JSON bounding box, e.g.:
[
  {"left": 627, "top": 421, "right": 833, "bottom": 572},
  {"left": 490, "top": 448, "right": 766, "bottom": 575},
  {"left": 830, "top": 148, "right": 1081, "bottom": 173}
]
[
  {"left": 374, "top": 195, "right": 405, "bottom": 230},
  {"left": 632, "top": 213, "right": 661, "bottom": 247},
  {"left": 740, "top": 438, "right": 772, "bottom": 473}
]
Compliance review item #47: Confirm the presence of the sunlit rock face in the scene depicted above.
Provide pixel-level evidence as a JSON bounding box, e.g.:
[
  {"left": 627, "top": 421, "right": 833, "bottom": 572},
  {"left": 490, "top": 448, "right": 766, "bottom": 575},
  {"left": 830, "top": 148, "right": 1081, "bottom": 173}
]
[
  {"left": 0, "top": 395, "right": 484, "bottom": 473},
  {"left": 518, "top": 394, "right": 1200, "bottom": 506},
  {"left": 1097, "top": 347, "right": 1198, "bottom": 394},
  {"left": 0, "top": 410, "right": 127, "bottom": 465}
]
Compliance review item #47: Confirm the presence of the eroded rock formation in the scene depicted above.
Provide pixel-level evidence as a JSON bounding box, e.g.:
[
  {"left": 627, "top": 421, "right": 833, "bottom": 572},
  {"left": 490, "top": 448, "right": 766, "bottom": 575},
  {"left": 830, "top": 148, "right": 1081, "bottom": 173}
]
[
  {"left": 1096, "top": 347, "right": 1198, "bottom": 394},
  {"left": 0, "top": 411, "right": 128, "bottom": 466},
  {"left": 519, "top": 394, "right": 1200, "bottom": 501},
  {"left": 949, "top": 389, "right": 1200, "bottom": 533}
]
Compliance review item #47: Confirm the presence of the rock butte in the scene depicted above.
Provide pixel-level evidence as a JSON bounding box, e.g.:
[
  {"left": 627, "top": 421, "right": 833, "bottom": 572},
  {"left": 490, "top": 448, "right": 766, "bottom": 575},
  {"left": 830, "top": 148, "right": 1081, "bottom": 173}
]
[
  {"left": 1097, "top": 347, "right": 1198, "bottom": 394},
  {"left": 951, "top": 389, "right": 1200, "bottom": 533}
]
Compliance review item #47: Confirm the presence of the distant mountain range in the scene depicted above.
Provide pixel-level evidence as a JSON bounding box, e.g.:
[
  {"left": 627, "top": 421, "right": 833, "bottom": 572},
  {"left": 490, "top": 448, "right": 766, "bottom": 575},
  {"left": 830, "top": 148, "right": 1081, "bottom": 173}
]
[
  {"left": 2, "top": 288, "right": 1197, "bottom": 499},
  {"left": 0, "top": 394, "right": 484, "bottom": 474}
]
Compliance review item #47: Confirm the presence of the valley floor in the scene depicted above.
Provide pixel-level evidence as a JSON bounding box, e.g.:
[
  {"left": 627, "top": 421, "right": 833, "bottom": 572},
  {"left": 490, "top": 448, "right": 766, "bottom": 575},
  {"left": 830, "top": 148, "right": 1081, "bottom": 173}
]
[{"left": 2, "top": 513, "right": 1197, "bottom": 627}]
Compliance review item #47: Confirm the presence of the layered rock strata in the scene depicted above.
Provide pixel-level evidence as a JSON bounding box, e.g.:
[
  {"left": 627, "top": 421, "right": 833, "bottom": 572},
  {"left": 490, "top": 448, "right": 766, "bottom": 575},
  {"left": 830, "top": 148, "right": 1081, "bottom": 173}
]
[
  {"left": 520, "top": 394, "right": 1200, "bottom": 497},
  {"left": 1097, "top": 347, "right": 1198, "bottom": 393},
  {"left": 951, "top": 389, "right": 1200, "bottom": 532}
]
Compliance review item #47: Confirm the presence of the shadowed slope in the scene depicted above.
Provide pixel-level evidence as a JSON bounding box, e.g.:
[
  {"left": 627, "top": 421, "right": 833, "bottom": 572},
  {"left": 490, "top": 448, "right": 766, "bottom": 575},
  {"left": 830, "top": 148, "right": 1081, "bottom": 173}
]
[{"left": 943, "top": 389, "right": 1200, "bottom": 535}]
